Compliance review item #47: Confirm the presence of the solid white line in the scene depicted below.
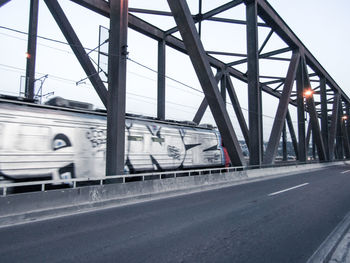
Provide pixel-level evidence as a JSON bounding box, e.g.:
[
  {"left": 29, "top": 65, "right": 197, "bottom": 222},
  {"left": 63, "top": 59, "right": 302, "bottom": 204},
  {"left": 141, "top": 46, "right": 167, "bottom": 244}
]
[
  {"left": 268, "top": 183, "right": 309, "bottom": 196},
  {"left": 341, "top": 170, "right": 350, "bottom": 174}
]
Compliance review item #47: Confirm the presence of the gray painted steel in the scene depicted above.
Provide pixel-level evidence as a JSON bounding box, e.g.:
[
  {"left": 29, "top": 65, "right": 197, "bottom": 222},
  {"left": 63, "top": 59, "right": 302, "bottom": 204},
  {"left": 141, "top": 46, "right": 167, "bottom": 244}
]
[
  {"left": 167, "top": 0, "right": 245, "bottom": 166},
  {"left": 246, "top": 0, "right": 262, "bottom": 165},
  {"left": 44, "top": 0, "right": 108, "bottom": 107},
  {"left": 106, "top": 0, "right": 128, "bottom": 176},
  {"left": 24, "top": 0, "right": 39, "bottom": 100}
]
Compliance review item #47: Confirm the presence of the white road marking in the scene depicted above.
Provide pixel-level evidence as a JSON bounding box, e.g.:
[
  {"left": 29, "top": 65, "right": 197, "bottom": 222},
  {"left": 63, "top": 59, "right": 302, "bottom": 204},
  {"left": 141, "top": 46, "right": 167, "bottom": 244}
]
[
  {"left": 341, "top": 170, "right": 350, "bottom": 174},
  {"left": 268, "top": 183, "right": 309, "bottom": 196}
]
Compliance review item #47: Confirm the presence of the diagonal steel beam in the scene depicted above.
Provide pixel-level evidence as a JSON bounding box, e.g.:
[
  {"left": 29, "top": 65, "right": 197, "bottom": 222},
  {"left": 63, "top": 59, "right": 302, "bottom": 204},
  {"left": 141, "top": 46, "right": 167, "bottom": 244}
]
[
  {"left": 167, "top": 0, "right": 245, "bottom": 166},
  {"left": 320, "top": 77, "right": 329, "bottom": 159},
  {"left": 286, "top": 110, "right": 299, "bottom": 159},
  {"left": 0, "top": 0, "right": 11, "bottom": 7},
  {"left": 44, "top": 0, "right": 108, "bottom": 107},
  {"left": 69, "top": 0, "right": 297, "bottom": 108},
  {"left": 192, "top": 71, "right": 223, "bottom": 124},
  {"left": 328, "top": 93, "right": 340, "bottom": 160},
  {"left": 303, "top": 60, "right": 326, "bottom": 161},
  {"left": 258, "top": 29, "right": 273, "bottom": 54},
  {"left": 226, "top": 75, "right": 250, "bottom": 150},
  {"left": 165, "top": 0, "right": 244, "bottom": 35},
  {"left": 228, "top": 47, "right": 290, "bottom": 67},
  {"left": 263, "top": 51, "right": 300, "bottom": 164}
]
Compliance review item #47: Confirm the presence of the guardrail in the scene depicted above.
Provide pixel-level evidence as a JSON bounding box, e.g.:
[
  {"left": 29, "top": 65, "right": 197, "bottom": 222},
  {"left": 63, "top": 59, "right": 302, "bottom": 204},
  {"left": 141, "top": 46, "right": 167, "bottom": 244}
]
[{"left": 0, "top": 160, "right": 327, "bottom": 197}]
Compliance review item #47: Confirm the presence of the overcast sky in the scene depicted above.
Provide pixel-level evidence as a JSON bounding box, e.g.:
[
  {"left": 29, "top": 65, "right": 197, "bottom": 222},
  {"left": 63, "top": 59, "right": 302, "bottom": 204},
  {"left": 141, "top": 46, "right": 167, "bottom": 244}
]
[{"left": 0, "top": 0, "right": 349, "bottom": 141}]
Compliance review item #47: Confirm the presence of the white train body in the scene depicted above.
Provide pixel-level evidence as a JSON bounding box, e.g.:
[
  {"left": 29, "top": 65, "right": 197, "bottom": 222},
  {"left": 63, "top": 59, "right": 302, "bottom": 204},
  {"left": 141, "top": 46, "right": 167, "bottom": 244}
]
[{"left": 0, "top": 97, "right": 225, "bottom": 182}]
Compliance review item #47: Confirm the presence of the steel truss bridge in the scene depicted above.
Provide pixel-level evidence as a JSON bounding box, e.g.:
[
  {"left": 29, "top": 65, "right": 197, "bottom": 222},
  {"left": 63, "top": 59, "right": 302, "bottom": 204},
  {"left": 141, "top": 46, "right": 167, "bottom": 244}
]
[{"left": 1, "top": 0, "right": 349, "bottom": 175}]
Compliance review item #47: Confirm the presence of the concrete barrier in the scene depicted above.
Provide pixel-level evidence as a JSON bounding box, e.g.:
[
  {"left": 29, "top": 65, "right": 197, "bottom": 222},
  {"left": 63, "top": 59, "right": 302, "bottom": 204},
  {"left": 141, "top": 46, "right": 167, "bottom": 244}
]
[{"left": 0, "top": 161, "right": 348, "bottom": 226}]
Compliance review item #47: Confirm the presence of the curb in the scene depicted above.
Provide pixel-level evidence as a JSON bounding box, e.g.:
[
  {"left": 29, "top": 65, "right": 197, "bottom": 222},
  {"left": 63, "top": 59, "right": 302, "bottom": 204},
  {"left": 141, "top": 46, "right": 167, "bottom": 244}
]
[{"left": 307, "top": 212, "right": 350, "bottom": 263}]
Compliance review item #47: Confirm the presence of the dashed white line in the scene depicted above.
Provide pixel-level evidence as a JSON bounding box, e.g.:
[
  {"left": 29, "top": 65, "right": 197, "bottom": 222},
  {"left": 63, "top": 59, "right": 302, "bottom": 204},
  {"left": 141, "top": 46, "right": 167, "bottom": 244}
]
[
  {"left": 268, "top": 183, "right": 309, "bottom": 196},
  {"left": 341, "top": 170, "right": 350, "bottom": 174}
]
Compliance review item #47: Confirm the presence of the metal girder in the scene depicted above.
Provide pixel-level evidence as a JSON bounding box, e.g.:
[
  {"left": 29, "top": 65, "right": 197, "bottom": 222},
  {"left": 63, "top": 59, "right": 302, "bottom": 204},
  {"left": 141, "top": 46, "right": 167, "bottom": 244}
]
[
  {"left": 207, "top": 17, "right": 268, "bottom": 27},
  {"left": 167, "top": 0, "right": 246, "bottom": 166},
  {"left": 306, "top": 121, "right": 312, "bottom": 152},
  {"left": 259, "top": 29, "right": 273, "bottom": 54},
  {"left": 256, "top": 0, "right": 350, "bottom": 105},
  {"left": 336, "top": 100, "right": 344, "bottom": 159},
  {"left": 320, "top": 77, "right": 329, "bottom": 159},
  {"left": 303, "top": 60, "right": 326, "bottom": 161},
  {"left": 341, "top": 120, "right": 350, "bottom": 159},
  {"left": 264, "top": 51, "right": 300, "bottom": 164},
  {"left": 328, "top": 93, "right": 340, "bottom": 160},
  {"left": 165, "top": 0, "right": 244, "bottom": 35},
  {"left": 296, "top": 57, "right": 306, "bottom": 162},
  {"left": 25, "top": 0, "right": 39, "bottom": 100},
  {"left": 44, "top": 0, "right": 108, "bottom": 107},
  {"left": 226, "top": 75, "right": 250, "bottom": 149},
  {"left": 157, "top": 39, "right": 166, "bottom": 120},
  {"left": 192, "top": 71, "right": 223, "bottom": 124},
  {"left": 228, "top": 47, "right": 291, "bottom": 67},
  {"left": 0, "top": 0, "right": 11, "bottom": 7},
  {"left": 282, "top": 122, "right": 287, "bottom": 161},
  {"left": 344, "top": 106, "right": 350, "bottom": 159},
  {"left": 220, "top": 74, "right": 227, "bottom": 104},
  {"left": 286, "top": 110, "right": 299, "bottom": 159},
  {"left": 106, "top": 0, "right": 128, "bottom": 176},
  {"left": 246, "top": 0, "right": 262, "bottom": 165},
  {"left": 69, "top": 0, "right": 297, "bottom": 108}
]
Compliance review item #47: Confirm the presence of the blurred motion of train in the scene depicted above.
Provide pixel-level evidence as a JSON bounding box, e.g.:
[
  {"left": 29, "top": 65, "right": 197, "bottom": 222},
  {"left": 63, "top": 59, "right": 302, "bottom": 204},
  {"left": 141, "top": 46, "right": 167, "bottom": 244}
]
[{"left": 0, "top": 95, "right": 229, "bottom": 183}]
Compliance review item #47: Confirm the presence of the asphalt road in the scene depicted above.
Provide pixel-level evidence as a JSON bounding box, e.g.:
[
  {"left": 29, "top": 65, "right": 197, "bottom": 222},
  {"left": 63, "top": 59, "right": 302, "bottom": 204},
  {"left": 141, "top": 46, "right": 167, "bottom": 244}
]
[{"left": 1, "top": 165, "right": 350, "bottom": 262}]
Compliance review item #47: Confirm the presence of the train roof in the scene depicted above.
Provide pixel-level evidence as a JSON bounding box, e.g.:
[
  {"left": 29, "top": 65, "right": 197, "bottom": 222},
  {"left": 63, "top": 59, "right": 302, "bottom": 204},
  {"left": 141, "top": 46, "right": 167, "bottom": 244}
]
[{"left": 0, "top": 94, "right": 216, "bottom": 130}]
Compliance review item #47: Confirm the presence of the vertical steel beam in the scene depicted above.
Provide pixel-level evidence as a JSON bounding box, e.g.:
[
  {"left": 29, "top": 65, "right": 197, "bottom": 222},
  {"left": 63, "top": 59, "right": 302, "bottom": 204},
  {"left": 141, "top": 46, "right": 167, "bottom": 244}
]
[
  {"left": 167, "top": 0, "right": 246, "bottom": 166},
  {"left": 264, "top": 51, "right": 300, "bottom": 164},
  {"left": 336, "top": 100, "right": 344, "bottom": 159},
  {"left": 296, "top": 57, "right": 307, "bottom": 162},
  {"left": 320, "top": 77, "right": 329, "bottom": 160},
  {"left": 303, "top": 60, "right": 326, "bottom": 161},
  {"left": 25, "top": 0, "right": 39, "bottom": 99},
  {"left": 106, "top": 0, "right": 128, "bottom": 175},
  {"left": 282, "top": 122, "right": 287, "bottom": 161},
  {"left": 328, "top": 93, "right": 340, "bottom": 160},
  {"left": 342, "top": 105, "right": 350, "bottom": 158},
  {"left": 157, "top": 39, "right": 166, "bottom": 120},
  {"left": 246, "top": 0, "right": 262, "bottom": 166},
  {"left": 192, "top": 70, "right": 223, "bottom": 124},
  {"left": 286, "top": 110, "right": 299, "bottom": 159},
  {"left": 44, "top": 0, "right": 108, "bottom": 107},
  {"left": 226, "top": 75, "right": 250, "bottom": 149}
]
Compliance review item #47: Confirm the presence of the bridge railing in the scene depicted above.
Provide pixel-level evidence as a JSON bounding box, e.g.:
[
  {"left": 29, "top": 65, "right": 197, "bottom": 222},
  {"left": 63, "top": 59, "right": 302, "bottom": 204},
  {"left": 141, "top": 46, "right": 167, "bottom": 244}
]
[{"left": 0, "top": 160, "right": 321, "bottom": 197}]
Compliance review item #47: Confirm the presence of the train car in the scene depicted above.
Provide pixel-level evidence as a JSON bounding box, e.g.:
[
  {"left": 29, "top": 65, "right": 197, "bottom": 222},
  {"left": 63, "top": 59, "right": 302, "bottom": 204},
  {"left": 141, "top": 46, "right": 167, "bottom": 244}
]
[{"left": 0, "top": 96, "right": 225, "bottom": 183}]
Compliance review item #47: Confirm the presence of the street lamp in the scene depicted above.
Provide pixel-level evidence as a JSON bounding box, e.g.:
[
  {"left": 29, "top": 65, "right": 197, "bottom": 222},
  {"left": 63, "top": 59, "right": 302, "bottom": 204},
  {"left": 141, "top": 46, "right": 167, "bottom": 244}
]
[{"left": 304, "top": 89, "right": 314, "bottom": 98}]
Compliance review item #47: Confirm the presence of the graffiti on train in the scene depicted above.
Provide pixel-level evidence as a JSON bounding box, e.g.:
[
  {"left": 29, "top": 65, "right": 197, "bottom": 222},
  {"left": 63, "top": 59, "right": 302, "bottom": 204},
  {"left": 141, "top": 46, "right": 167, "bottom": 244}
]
[{"left": 85, "top": 127, "right": 107, "bottom": 149}]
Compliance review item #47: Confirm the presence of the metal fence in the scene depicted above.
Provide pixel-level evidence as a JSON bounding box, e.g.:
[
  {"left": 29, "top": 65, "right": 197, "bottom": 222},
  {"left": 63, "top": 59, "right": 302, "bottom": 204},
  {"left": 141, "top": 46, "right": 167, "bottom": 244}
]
[{"left": 0, "top": 160, "right": 322, "bottom": 197}]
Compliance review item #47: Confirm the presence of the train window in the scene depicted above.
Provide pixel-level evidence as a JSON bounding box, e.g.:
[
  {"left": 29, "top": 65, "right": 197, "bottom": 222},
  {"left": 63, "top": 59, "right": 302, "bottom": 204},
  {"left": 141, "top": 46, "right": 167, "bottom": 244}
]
[
  {"left": 151, "top": 137, "right": 165, "bottom": 143},
  {"left": 16, "top": 125, "right": 50, "bottom": 151},
  {"left": 128, "top": 135, "right": 143, "bottom": 141}
]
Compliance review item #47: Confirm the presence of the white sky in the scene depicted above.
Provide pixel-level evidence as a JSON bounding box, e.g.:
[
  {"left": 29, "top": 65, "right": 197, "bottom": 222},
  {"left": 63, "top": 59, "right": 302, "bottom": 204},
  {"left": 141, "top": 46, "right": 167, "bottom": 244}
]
[{"left": 0, "top": 0, "right": 349, "bottom": 142}]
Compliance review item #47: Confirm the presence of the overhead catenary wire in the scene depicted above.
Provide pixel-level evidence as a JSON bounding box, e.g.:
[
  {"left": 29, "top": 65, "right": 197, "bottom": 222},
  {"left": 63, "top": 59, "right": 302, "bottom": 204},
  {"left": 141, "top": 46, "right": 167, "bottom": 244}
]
[{"left": 0, "top": 24, "right": 300, "bottom": 125}]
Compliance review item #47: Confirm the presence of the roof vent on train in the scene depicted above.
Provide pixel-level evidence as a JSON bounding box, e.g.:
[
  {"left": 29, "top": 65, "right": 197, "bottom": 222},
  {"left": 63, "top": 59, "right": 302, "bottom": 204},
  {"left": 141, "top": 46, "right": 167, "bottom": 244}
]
[
  {"left": 45, "top": 97, "right": 93, "bottom": 110},
  {"left": 198, "top": 123, "right": 215, "bottom": 129}
]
